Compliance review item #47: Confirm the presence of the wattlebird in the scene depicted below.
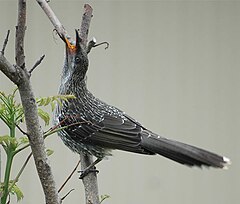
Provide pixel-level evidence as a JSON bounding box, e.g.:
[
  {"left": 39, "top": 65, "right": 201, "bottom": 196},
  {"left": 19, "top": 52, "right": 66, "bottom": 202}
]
[{"left": 54, "top": 30, "right": 230, "bottom": 178}]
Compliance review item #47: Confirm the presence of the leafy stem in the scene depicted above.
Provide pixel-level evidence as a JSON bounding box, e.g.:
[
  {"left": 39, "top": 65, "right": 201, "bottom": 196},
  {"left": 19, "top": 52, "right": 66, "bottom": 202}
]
[
  {"left": 0, "top": 89, "right": 75, "bottom": 203},
  {"left": 1, "top": 133, "right": 16, "bottom": 204},
  {"left": 8, "top": 152, "right": 32, "bottom": 195},
  {"left": 1, "top": 151, "right": 14, "bottom": 203}
]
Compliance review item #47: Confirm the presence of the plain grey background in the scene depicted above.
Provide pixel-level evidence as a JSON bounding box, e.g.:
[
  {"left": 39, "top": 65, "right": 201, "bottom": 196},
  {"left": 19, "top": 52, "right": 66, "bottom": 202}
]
[{"left": 0, "top": 1, "right": 239, "bottom": 204}]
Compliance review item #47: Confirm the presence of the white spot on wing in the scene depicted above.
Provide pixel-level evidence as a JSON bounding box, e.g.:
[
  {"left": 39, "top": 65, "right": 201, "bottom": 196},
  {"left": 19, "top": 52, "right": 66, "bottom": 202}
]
[{"left": 147, "top": 132, "right": 151, "bottom": 138}]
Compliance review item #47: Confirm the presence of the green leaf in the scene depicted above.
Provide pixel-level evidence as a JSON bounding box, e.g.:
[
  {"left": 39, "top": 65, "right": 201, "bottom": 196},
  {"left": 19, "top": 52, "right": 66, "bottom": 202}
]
[
  {"left": 36, "top": 95, "right": 75, "bottom": 109},
  {"left": 37, "top": 96, "right": 52, "bottom": 106},
  {"left": 50, "top": 101, "right": 56, "bottom": 111},
  {"left": 46, "top": 149, "right": 54, "bottom": 156},
  {"left": 58, "top": 94, "right": 76, "bottom": 100},
  {"left": 15, "top": 105, "right": 24, "bottom": 125},
  {"left": 0, "top": 135, "right": 11, "bottom": 144},
  {"left": 0, "top": 89, "right": 24, "bottom": 127},
  {"left": 18, "top": 136, "right": 29, "bottom": 146},
  {"left": 0, "top": 135, "right": 18, "bottom": 149},
  {"left": 9, "top": 183, "right": 24, "bottom": 201},
  {"left": 100, "top": 194, "right": 110, "bottom": 203},
  {"left": 0, "top": 182, "right": 4, "bottom": 195},
  {"left": 38, "top": 108, "right": 50, "bottom": 126}
]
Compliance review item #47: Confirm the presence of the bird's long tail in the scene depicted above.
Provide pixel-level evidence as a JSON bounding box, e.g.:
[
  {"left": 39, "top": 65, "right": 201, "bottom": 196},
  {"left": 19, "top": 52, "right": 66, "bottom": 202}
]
[{"left": 141, "top": 131, "right": 230, "bottom": 168}]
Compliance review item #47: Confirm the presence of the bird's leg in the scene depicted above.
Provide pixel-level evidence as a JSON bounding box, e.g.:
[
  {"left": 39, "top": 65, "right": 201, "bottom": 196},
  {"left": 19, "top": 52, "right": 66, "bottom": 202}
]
[{"left": 79, "top": 158, "right": 102, "bottom": 179}]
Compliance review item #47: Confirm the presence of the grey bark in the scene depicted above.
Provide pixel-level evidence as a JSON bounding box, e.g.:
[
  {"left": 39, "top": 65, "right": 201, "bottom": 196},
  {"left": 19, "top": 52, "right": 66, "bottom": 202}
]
[
  {"left": 78, "top": 4, "right": 100, "bottom": 204},
  {"left": 0, "top": 0, "right": 60, "bottom": 203},
  {"left": 36, "top": 1, "right": 100, "bottom": 203}
]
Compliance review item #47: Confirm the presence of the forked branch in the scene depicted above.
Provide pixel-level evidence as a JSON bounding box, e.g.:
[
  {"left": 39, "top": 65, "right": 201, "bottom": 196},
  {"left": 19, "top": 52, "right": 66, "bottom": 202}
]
[
  {"left": 0, "top": 0, "right": 60, "bottom": 203},
  {"left": 36, "top": 2, "right": 100, "bottom": 204}
]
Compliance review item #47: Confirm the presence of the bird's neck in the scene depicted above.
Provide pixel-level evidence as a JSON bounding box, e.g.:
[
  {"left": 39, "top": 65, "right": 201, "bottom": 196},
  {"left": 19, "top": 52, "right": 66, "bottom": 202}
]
[{"left": 59, "top": 72, "right": 88, "bottom": 96}]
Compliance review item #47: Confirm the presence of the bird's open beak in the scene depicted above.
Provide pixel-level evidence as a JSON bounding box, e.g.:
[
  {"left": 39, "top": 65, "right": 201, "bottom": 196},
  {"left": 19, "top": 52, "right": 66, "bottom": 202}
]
[
  {"left": 65, "top": 37, "right": 77, "bottom": 53},
  {"left": 63, "top": 30, "right": 82, "bottom": 54}
]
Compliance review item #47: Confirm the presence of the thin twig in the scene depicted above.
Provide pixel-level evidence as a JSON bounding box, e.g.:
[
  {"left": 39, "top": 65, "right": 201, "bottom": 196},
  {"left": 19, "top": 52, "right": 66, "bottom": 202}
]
[
  {"left": 78, "top": 4, "right": 100, "bottom": 204},
  {"left": 86, "top": 37, "right": 96, "bottom": 53},
  {"left": 36, "top": 0, "right": 69, "bottom": 41},
  {"left": 44, "top": 114, "right": 100, "bottom": 136},
  {"left": 1, "top": 30, "right": 10, "bottom": 55},
  {"left": 8, "top": 152, "right": 33, "bottom": 193},
  {"left": 16, "top": 120, "right": 78, "bottom": 155},
  {"left": 61, "top": 189, "right": 75, "bottom": 202},
  {"left": 29, "top": 54, "right": 45, "bottom": 74},
  {"left": 87, "top": 41, "right": 109, "bottom": 54},
  {"left": 58, "top": 159, "right": 81, "bottom": 193},
  {"left": 16, "top": 124, "right": 28, "bottom": 136},
  {"left": 15, "top": 0, "right": 26, "bottom": 68},
  {"left": 16, "top": 124, "right": 60, "bottom": 154},
  {"left": 52, "top": 29, "right": 60, "bottom": 44},
  {"left": 94, "top": 41, "right": 109, "bottom": 49}
]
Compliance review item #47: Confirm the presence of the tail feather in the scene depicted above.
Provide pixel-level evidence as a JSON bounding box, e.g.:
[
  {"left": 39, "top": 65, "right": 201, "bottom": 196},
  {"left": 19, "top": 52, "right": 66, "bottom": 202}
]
[{"left": 141, "top": 131, "right": 230, "bottom": 168}]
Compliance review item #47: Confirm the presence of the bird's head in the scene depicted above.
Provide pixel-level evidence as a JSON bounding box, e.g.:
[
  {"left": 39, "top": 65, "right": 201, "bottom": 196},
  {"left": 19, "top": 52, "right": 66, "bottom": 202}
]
[{"left": 63, "top": 30, "right": 89, "bottom": 82}]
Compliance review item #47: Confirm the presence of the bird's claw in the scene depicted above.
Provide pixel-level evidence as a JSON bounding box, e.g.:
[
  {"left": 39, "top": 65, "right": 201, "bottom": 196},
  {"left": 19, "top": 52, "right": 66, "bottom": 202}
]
[{"left": 78, "top": 167, "right": 99, "bottom": 179}]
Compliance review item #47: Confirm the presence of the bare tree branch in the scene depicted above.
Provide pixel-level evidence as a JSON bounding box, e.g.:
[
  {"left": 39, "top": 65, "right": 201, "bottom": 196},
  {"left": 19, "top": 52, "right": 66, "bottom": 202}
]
[
  {"left": 77, "top": 4, "right": 101, "bottom": 204},
  {"left": 1, "top": 30, "right": 10, "bottom": 55},
  {"left": 15, "top": 0, "right": 26, "bottom": 68},
  {"left": 0, "top": 54, "right": 21, "bottom": 84},
  {"left": 80, "top": 153, "right": 100, "bottom": 204},
  {"left": 36, "top": 1, "right": 100, "bottom": 203},
  {"left": 86, "top": 37, "right": 97, "bottom": 54},
  {"left": 29, "top": 54, "right": 45, "bottom": 74},
  {"left": 15, "top": 1, "right": 60, "bottom": 203},
  {"left": 87, "top": 40, "right": 109, "bottom": 54},
  {"left": 79, "top": 4, "right": 93, "bottom": 46},
  {"left": 0, "top": 0, "right": 60, "bottom": 203},
  {"left": 35, "top": 0, "right": 71, "bottom": 42}
]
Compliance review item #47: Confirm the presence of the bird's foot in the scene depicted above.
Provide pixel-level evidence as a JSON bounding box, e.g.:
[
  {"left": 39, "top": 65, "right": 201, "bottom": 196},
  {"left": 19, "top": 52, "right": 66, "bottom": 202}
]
[
  {"left": 78, "top": 166, "right": 99, "bottom": 179},
  {"left": 78, "top": 158, "right": 102, "bottom": 179}
]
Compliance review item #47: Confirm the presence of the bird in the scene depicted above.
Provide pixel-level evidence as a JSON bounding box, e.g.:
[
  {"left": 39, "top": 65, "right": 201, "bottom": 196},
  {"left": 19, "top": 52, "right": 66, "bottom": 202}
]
[{"left": 54, "top": 30, "right": 230, "bottom": 178}]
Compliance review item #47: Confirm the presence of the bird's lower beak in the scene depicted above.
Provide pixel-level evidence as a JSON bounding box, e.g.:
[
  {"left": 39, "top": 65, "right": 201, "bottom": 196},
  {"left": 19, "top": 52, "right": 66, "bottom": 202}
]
[{"left": 65, "top": 37, "right": 77, "bottom": 52}]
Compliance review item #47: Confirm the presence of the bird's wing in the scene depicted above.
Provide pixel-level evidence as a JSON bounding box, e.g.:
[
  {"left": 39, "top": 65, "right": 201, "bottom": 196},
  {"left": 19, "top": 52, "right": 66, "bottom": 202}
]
[
  {"left": 59, "top": 113, "right": 153, "bottom": 155},
  {"left": 58, "top": 112, "right": 230, "bottom": 168}
]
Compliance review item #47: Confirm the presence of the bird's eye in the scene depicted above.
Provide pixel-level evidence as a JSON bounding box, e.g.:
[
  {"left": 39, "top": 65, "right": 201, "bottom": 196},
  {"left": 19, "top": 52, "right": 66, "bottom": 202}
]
[{"left": 75, "top": 57, "right": 80, "bottom": 63}]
